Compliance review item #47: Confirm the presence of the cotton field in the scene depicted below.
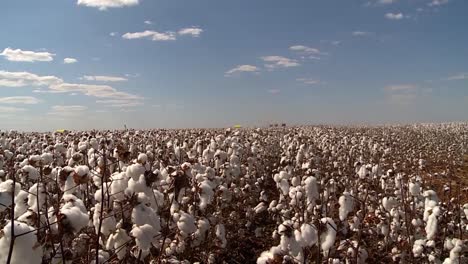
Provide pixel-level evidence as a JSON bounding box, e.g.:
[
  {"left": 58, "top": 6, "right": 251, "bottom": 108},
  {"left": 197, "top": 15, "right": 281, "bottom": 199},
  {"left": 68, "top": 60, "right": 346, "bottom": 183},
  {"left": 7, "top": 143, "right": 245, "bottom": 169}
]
[{"left": 0, "top": 123, "right": 467, "bottom": 264}]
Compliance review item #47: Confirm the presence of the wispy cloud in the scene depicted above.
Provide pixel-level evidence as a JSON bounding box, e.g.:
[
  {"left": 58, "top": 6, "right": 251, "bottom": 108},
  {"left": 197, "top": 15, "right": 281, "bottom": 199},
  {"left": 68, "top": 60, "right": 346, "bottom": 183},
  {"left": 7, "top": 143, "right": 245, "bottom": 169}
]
[
  {"left": 225, "top": 65, "right": 259, "bottom": 76},
  {"left": 82, "top": 75, "right": 128, "bottom": 82},
  {"left": 0, "top": 106, "right": 27, "bottom": 113},
  {"left": 0, "top": 70, "right": 141, "bottom": 102},
  {"left": 110, "top": 32, "right": 117, "bottom": 37},
  {"left": 178, "top": 27, "right": 203, "bottom": 37},
  {"left": 144, "top": 20, "right": 153, "bottom": 25},
  {"left": 96, "top": 99, "right": 143, "bottom": 107},
  {"left": 0, "top": 70, "right": 62, "bottom": 87},
  {"left": 446, "top": 73, "right": 468, "bottom": 81},
  {"left": 428, "top": 0, "right": 449, "bottom": 6},
  {"left": 0, "top": 96, "right": 41, "bottom": 104},
  {"left": 383, "top": 84, "right": 426, "bottom": 105},
  {"left": 289, "top": 45, "right": 323, "bottom": 55},
  {"left": 385, "top": 12, "right": 404, "bottom": 20},
  {"left": 296, "top": 78, "right": 321, "bottom": 85},
  {"left": 64, "top": 57, "right": 78, "bottom": 64},
  {"left": 352, "top": 31, "right": 372, "bottom": 37},
  {"left": 48, "top": 105, "right": 87, "bottom": 116},
  {"left": 261, "top": 56, "right": 300, "bottom": 69},
  {"left": 122, "top": 30, "right": 176, "bottom": 41},
  {"left": 1, "top": 48, "right": 54, "bottom": 62},
  {"left": 77, "top": 0, "right": 139, "bottom": 10}
]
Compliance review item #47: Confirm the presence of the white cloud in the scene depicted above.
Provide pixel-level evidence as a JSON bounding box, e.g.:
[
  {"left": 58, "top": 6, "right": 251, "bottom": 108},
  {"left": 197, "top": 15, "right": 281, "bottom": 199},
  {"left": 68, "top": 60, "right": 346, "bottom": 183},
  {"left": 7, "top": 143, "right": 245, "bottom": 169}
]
[
  {"left": 384, "top": 84, "right": 418, "bottom": 92},
  {"left": 0, "top": 106, "right": 27, "bottom": 113},
  {"left": 0, "top": 70, "right": 141, "bottom": 102},
  {"left": 122, "top": 30, "right": 176, "bottom": 41},
  {"left": 48, "top": 105, "right": 87, "bottom": 116},
  {"left": 144, "top": 20, "right": 153, "bottom": 25},
  {"left": 77, "top": 0, "right": 139, "bottom": 10},
  {"left": 49, "top": 83, "right": 141, "bottom": 100},
  {"left": 110, "top": 32, "right": 117, "bottom": 37},
  {"left": 296, "top": 78, "right": 321, "bottom": 85},
  {"left": 52, "top": 105, "right": 87, "bottom": 111},
  {"left": 261, "top": 56, "right": 300, "bottom": 69},
  {"left": 289, "top": 45, "right": 322, "bottom": 55},
  {"left": 225, "top": 65, "right": 259, "bottom": 76},
  {"left": 0, "top": 96, "right": 41, "bottom": 104},
  {"left": 82, "top": 75, "right": 128, "bottom": 82},
  {"left": 385, "top": 12, "right": 404, "bottom": 20},
  {"left": 96, "top": 99, "right": 143, "bottom": 107},
  {"left": 0, "top": 71, "right": 62, "bottom": 87},
  {"left": 384, "top": 84, "right": 424, "bottom": 105},
  {"left": 378, "top": 0, "right": 396, "bottom": 4},
  {"left": 178, "top": 27, "right": 203, "bottom": 37},
  {"left": 446, "top": 73, "right": 468, "bottom": 80},
  {"left": 1, "top": 48, "right": 54, "bottom": 62},
  {"left": 64, "top": 58, "right": 78, "bottom": 64},
  {"left": 428, "top": 0, "right": 449, "bottom": 6},
  {"left": 352, "top": 31, "right": 371, "bottom": 37}
]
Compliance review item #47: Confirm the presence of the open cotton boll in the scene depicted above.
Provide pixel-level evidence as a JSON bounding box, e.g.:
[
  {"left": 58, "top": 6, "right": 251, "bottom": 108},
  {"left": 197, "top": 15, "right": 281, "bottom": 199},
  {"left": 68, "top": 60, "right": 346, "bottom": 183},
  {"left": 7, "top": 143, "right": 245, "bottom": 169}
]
[
  {"left": 41, "top": 152, "right": 53, "bottom": 165},
  {"left": 93, "top": 203, "right": 116, "bottom": 236},
  {"left": 424, "top": 190, "right": 440, "bottom": 207},
  {"left": 320, "top": 217, "right": 337, "bottom": 256},
  {"left": 21, "top": 165, "right": 40, "bottom": 181},
  {"left": 413, "top": 239, "right": 427, "bottom": 257},
  {"left": 126, "top": 174, "right": 148, "bottom": 195},
  {"left": 338, "top": 192, "right": 354, "bottom": 221},
  {"left": 137, "top": 153, "right": 148, "bottom": 164},
  {"left": 27, "top": 183, "right": 46, "bottom": 212},
  {"left": 109, "top": 172, "right": 129, "bottom": 201},
  {"left": 426, "top": 206, "right": 440, "bottom": 240},
  {"left": 0, "top": 221, "right": 42, "bottom": 264},
  {"left": 382, "top": 197, "right": 398, "bottom": 212},
  {"left": 442, "top": 239, "right": 464, "bottom": 264},
  {"left": 60, "top": 204, "right": 89, "bottom": 234},
  {"left": 257, "top": 246, "right": 282, "bottom": 264},
  {"left": 300, "top": 223, "right": 318, "bottom": 247},
  {"left": 409, "top": 181, "right": 421, "bottom": 196},
  {"left": 279, "top": 179, "right": 290, "bottom": 196},
  {"left": 0, "top": 180, "right": 22, "bottom": 212},
  {"left": 130, "top": 224, "right": 158, "bottom": 260},
  {"left": 199, "top": 180, "right": 214, "bottom": 211},
  {"left": 193, "top": 218, "right": 211, "bottom": 246},
  {"left": 126, "top": 163, "right": 146, "bottom": 181},
  {"left": 106, "top": 228, "right": 131, "bottom": 260},
  {"left": 304, "top": 176, "right": 319, "bottom": 206},
  {"left": 14, "top": 190, "right": 29, "bottom": 216},
  {"left": 177, "top": 211, "right": 197, "bottom": 238},
  {"left": 216, "top": 224, "right": 227, "bottom": 248},
  {"left": 132, "top": 203, "right": 161, "bottom": 233}
]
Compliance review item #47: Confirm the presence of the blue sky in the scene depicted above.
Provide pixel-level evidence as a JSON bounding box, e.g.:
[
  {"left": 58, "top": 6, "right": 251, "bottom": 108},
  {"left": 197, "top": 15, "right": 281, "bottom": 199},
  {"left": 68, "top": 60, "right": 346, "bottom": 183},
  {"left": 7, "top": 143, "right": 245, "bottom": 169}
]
[{"left": 0, "top": 0, "right": 467, "bottom": 131}]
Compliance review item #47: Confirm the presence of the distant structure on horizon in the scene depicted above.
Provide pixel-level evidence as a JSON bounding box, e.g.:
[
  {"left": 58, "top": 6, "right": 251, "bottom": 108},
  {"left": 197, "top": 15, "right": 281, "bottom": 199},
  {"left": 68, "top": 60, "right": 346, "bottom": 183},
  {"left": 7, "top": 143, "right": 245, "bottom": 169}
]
[{"left": 269, "top": 123, "right": 287, "bottom": 128}]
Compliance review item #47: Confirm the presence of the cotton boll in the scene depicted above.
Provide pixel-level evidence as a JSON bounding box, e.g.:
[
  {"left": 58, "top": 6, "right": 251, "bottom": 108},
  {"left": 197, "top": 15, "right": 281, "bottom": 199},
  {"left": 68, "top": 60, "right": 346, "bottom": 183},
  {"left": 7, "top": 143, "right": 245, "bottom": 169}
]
[
  {"left": 14, "top": 190, "right": 29, "bottom": 216},
  {"left": 413, "top": 239, "right": 427, "bottom": 257},
  {"left": 41, "top": 152, "right": 53, "bottom": 165},
  {"left": 426, "top": 206, "right": 440, "bottom": 240},
  {"left": 132, "top": 202, "right": 161, "bottom": 233},
  {"left": 304, "top": 176, "right": 319, "bottom": 207},
  {"left": 279, "top": 179, "right": 289, "bottom": 196},
  {"left": 199, "top": 180, "right": 214, "bottom": 211},
  {"left": 300, "top": 223, "right": 318, "bottom": 247},
  {"left": 216, "top": 224, "right": 227, "bottom": 248},
  {"left": 382, "top": 197, "right": 398, "bottom": 212},
  {"left": 106, "top": 228, "right": 131, "bottom": 260},
  {"left": 0, "top": 221, "right": 42, "bottom": 264},
  {"left": 21, "top": 165, "right": 40, "bottom": 181},
  {"left": 320, "top": 218, "right": 337, "bottom": 256},
  {"left": 338, "top": 192, "right": 354, "bottom": 221},
  {"left": 27, "top": 183, "right": 46, "bottom": 212},
  {"left": 177, "top": 211, "right": 197, "bottom": 238},
  {"left": 257, "top": 246, "right": 282, "bottom": 264},
  {"left": 60, "top": 205, "right": 89, "bottom": 234},
  {"left": 126, "top": 163, "right": 145, "bottom": 181},
  {"left": 0, "top": 180, "right": 21, "bottom": 213},
  {"left": 409, "top": 181, "right": 421, "bottom": 196},
  {"left": 130, "top": 224, "right": 158, "bottom": 260}
]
